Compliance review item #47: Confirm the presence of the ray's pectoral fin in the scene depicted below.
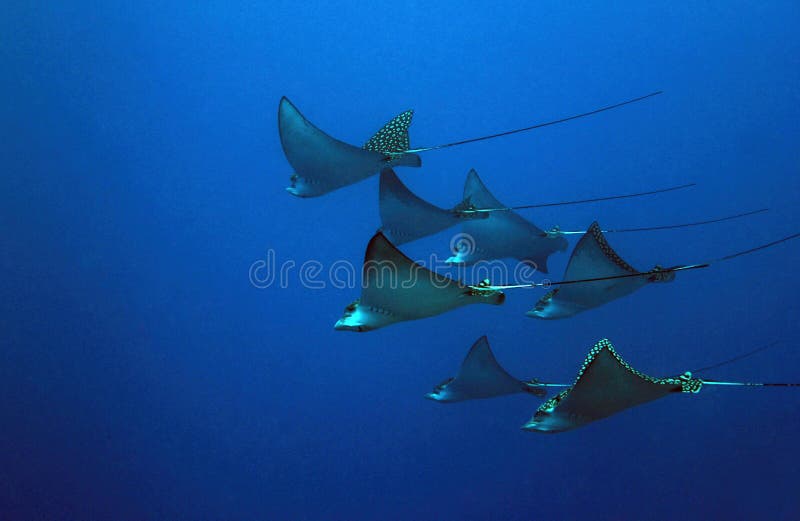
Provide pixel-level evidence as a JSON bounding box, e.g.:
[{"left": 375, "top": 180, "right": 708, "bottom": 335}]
[
  {"left": 426, "top": 336, "right": 535, "bottom": 402},
  {"left": 451, "top": 169, "right": 565, "bottom": 267},
  {"left": 521, "top": 252, "right": 554, "bottom": 274},
  {"left": 378, "top": 169, "right": 460, "bottom": 244}
]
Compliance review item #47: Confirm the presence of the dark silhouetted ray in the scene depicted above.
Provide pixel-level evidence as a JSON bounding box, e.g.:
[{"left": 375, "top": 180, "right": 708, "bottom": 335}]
[
  {"left": 425, "top": 336, "right": 546, "bottom": 403},
  {"left": 522, "top": 339, "right": 800, "bottom": 433},
  {"left": 527, "top": 222, "right": 673, "bottom": 319},
  {"left": 279, "top": 97, "right": 421, "bottom": 197},
  {"left": 279, "top": 92, "right": 661, "bottom": 197},
  {"left": 525, "top": 226, "right": 800, "bottom": 319},
  {"left": 461, "top": 227, "right": 798, "bottom": 316},
  {"left": 522, "top": 339, "right": 702, "bottom": 433},
  {"left": 447, "top": 169, "right": 568, "bottom": 272},
  {"left": 378, "top": 169, "right": 483, "bottom": 245},
  {"left": 334, "top": 232, "right": 505, "bottom": 332},
  {"left": 379, "top": 169, "right": 695, "bottom": 246}
]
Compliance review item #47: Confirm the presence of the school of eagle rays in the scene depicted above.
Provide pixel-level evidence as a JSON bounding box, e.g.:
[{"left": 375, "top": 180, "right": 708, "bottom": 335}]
[{"left": 277, "top": 92, "right": 800, "bottom": 433}]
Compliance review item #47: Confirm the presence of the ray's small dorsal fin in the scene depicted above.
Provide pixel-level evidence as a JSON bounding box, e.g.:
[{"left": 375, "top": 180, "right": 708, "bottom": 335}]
[{"left": 364, "top": 110, "right": 414, "bottom": 154}]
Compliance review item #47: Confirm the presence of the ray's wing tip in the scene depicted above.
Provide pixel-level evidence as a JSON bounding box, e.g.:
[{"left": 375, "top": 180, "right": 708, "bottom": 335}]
[
  {"left": 278, "top": 96, "right": 295, "bottom": 111},
  {"left": 278, "top": 96, "right": 302, "bottom": 128},
  {"left": 522, "top": 258, "right": 549, "bottom": 274}
]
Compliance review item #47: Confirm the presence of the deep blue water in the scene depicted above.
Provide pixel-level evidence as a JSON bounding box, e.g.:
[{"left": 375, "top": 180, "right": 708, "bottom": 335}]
[{"left": 3, "top": 2, "right": 800, "bottom": 519}]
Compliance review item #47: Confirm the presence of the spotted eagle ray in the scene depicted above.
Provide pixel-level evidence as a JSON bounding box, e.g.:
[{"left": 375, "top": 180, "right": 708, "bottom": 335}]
[
  {"left": 279, "top": 92, "right": 662, "bottom": 197},
  {"left": 280, "top": 98, "right": 421, "bottom": 197},
  {"left": 524, "top": 223, "right": 800, "bottom": 319},
  {"left": 427, "top": 336, "right": 780, "bottom": 408},
  {"left": 425, "top": 336, "right": 546, "bottom": 402},
  {"left": 528, "top": 222, "right": 677, "bottom": 318},
  {"left": 337, "top": 228, "right": 799, "bottom": 330},
  {"left": 447, "top": 169, "right": 568, "bottom": 270},
  {"left": 523, "top": 338, "right": 799, "bottom": 434},
  {"left": 379, "top": 169, "right": 763, "bottom": 272},
  {"left": 379, "top": 168, "right": 697, "bottom": 245},
  {"left": 333, "top": 232, "right": 505, "bottom": 332}
]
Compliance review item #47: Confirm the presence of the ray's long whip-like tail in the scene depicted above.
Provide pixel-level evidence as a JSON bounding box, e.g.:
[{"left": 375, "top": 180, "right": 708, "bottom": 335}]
[
  {"left": 687, "top": 341, "right": 800, "bottom": 386},
  {"left": 406, "top": 91, "right": 663, "bottom": 154},
  {"left": 550, "top": 208, "right": 769, "bottom": 236},
  {"left": 481, "top": 230, "right": 800, "bottom": 291},
  {"left": 457, "top": 182, "right": 696, "bottom": 215}
]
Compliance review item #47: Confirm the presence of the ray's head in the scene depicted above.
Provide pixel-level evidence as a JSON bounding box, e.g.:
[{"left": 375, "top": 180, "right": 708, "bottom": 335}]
[
  {"left": 285, "top": 173, "right": 315, "bottom": 198},
  {"left": 526, "top": 289, "right": 580, "bottom": 320},
  {"left": 333, "top": 299, "right": 372, "bottom": 332},
  {"left": 521, "top": 406, "right": 574, "bottom": 433},
  {"left": 333, "top": 299, "right": 397, "bottom": 332},
  {"left": 424, "top": 377, "right": 456, "bottom": 402}
]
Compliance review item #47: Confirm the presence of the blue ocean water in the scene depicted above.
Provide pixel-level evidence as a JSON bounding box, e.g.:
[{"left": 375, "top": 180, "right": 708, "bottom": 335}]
[{"left": 3, "top": 1, "right": 799, "bottom": 519}]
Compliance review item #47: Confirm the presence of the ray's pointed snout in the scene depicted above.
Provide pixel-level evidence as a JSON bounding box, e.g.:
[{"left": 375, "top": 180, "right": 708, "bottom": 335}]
[
  {"left": 333, "top": 318, "right": 365, "bottom": 332},
  {"left": 520, "top": 413, "right": 561, "bottom": 433}
]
